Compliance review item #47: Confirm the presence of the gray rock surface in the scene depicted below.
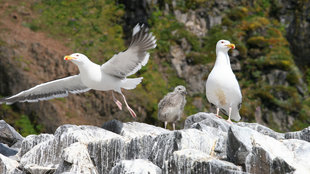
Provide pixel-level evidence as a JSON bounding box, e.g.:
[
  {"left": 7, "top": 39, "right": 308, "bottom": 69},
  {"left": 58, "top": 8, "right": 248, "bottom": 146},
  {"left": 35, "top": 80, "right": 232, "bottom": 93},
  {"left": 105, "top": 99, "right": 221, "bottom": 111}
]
[
  {"left": 165, "top": 149, "right": 244, "bottom": 174},
  {"left": 109, "top": 159, "right": 161, "bottom": 174},
  {"left": 0, "top": 120, "right": 23, "bottom": 147},
  {"left": 285, "top": 126, "right": 310, "bottom": 142},
  {"left": 1, "top": 114, "right": 310, "bottom": 174},
  {"left": 0, "top": 143, "right": 18, "bottom": 157}
]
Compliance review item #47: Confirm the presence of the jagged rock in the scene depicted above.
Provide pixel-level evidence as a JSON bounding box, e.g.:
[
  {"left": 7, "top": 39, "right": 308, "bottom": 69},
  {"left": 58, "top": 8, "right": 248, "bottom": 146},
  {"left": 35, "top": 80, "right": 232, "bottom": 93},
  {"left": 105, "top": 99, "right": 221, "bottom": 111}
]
[
  {"left": 185, "top": 112, "right": 231, "bottom": 132},
  {"left": 23, "top": 164, "right": 56, "bottom": 174},
  {"left": 236, "top": 122, "right": 285, "bottom": 140},
  {"left": 0, "top": 143, "right": 17, "bottom": 157},
  {"left": 165, "top": 149, "right": 244, "bottom": 174},
  {"left": 109, "top": 159, "right": 162, "bottom": 174},
  {"left": 149, "top": 128, "right": 220, "bottom": 168},
  {"left": 0, "top": 154, "right": 21, "bottom": 174},
  {"left": 285, "top": 126, "right": 310, "bottom": 142},
  {"left": 1, "top": 112, "right": 310, "bottom": 173},
  {"left": 174, "top": 10, "right": 207, "bottom": 37},
  {"left": 0, "top": 120, "right": 23, "bottom": 147},
  {"left": 20, "top": 125, "right": 117, "bottom": 171},
  {"left": 56, "top": 142, "right": 98, "bottom": 174},
  {"left": 228, "top": 125, "right": 310, "bottom": 173},
  {"left": 18, "top": 133, "right": 54, "bottom": 157}
]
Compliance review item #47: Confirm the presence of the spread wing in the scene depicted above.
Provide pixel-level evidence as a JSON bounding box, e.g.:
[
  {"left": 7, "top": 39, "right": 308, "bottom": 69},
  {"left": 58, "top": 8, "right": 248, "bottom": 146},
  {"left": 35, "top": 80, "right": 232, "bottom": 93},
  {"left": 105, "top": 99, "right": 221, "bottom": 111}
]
[
  {"left": 101, "top": 24, "right": 157, "bottom": 78},
  {"left": 0, "top": 75, "right": 90, "bottom": 104}
]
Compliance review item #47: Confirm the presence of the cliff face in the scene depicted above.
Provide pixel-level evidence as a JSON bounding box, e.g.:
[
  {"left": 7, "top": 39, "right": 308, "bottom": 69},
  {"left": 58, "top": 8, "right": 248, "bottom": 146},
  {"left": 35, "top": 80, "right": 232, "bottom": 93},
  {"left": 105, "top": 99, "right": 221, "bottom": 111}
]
[
  {"left": 120, "top": 0, "right": 310, "bottom": 131},
  {"left": 0, "top": 0, "right": 310, "bottom": 134},
  {"left": 1, "top": 113, "right": 310, "bottom": 174}
]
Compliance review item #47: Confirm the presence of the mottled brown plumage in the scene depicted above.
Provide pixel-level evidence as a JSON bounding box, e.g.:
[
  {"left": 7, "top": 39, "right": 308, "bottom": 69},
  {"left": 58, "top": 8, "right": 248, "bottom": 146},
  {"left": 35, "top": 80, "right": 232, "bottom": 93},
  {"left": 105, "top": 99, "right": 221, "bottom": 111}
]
[{"left": 158, "top": 85, "right": 187, "bottom": 130}]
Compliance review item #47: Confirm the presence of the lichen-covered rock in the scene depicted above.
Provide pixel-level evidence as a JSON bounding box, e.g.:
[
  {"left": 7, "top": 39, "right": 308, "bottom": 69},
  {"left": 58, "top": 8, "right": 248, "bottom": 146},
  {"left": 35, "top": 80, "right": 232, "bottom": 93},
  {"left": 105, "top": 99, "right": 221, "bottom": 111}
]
[
  {"left": 109, "top": 159, "right": 162, "bottom": 174},
  {"left": 0, "top": 120, "right": 23, "bottom": 147},
  {"left": 165, "top": 149, "right": 244, "bottom": 174}
]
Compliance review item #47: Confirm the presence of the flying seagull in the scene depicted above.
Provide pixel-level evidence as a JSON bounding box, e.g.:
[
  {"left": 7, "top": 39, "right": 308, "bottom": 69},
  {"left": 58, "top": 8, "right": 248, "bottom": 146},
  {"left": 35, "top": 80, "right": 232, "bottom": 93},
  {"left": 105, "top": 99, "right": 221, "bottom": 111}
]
[
  {"left": 158, "top": 85, "right": 187, "bottom": 130},
  {"left": 0, "top": 24, "right": 157, "bottom": 118},
  {"left": 205, "top": 40, "right": 242, "bottom": 122}
]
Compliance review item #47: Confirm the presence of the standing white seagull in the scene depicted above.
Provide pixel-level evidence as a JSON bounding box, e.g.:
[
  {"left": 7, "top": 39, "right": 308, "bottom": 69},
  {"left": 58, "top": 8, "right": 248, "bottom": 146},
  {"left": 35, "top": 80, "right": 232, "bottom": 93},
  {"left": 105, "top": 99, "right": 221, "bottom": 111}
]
[
  {"left": 0, "top": 24, "right": 156, "bottom": 118},
  {"left": 205, "top": 40, "right": 242, "bottom": 122}
]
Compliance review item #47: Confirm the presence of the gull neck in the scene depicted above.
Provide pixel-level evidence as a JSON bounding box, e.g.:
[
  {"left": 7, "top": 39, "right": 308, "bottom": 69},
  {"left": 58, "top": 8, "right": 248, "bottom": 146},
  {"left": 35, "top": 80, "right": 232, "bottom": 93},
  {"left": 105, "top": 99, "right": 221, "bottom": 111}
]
[{"left": 215, "top": 50, "right": 231, "bottom": 67}]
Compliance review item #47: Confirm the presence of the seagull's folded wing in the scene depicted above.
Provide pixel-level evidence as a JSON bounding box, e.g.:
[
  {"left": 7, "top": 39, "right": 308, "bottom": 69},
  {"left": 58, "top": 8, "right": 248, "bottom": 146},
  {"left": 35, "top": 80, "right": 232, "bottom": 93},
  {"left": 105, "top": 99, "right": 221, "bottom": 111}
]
[
  {"left": 101, "top": 24, "right": 157, "bottom": 78},
  {"left": 0, "top": 75, "right": 90, "bottom": 104}
]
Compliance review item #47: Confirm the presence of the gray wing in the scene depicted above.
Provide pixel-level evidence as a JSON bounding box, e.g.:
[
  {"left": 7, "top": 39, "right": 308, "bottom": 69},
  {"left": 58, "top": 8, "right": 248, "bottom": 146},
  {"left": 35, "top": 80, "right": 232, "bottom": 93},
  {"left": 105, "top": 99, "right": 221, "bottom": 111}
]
[
  {"left": 101, "top": 24, "right": 157, "bottom": 78},
  {"left": 0, "top": 75, "right": 90, "bottom": 104}
]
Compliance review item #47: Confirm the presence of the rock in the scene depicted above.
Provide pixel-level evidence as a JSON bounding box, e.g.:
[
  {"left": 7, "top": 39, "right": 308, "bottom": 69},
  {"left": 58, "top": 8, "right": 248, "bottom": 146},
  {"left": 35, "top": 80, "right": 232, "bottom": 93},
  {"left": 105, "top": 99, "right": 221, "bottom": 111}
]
[
  {"left": 109, "top": 159, "right": 162, "bottom": 174},
  {"left": 102, "top": 119, "right": 123, "bottom": 135},
  {"left": 245, "top": 146, "right": 295, "bottom": 174},
  {"left": 0, "top": 143, "right": 17, "bottom": 157},
  {"left": 165, "top": 149, "right": 244, "bottom": 174},
  {"left": 23, "top": 164, "right": 56, "bottom": 174},
  {"left": 0, "top": 120, "right": 23, "bottom": 147},
  {"left": 1, "top": 112, "right": 310, "bottom": 173},
  {"left": 56, "top": 142, "right": 98, "bottom": 174},
  {"left": 20, "top": 125, "right": 118, "bottom": 171},
  {"left": 185, "top": 112, "right": 231, "bottom": 132},
  {"left": 236, "top": 122, "right": 285, "bottom": 140},
  {"left": 150, "top": 128, "right": 220, "bottom": 168},
  {"left": 0, "top": 154, "right": 21, "bottom": 174},
  {"left": 228, "top": 125, "right": 310, "bottom": 173},
  {"left": 174, "top": 10, "right": 207, "bottom": 37},
  {"left": 285, "top": 126, "right": 310, "bottom": 142},
  {"left": 18, "top": 133, "right": 54, "bottom": 157}
]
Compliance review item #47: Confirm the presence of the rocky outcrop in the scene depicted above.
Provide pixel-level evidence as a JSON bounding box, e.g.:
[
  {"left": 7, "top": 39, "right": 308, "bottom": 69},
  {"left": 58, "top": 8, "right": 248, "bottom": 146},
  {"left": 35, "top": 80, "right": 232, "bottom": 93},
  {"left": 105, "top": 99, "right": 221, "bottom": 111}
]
[
  {"left": 273, "top": 0, "right": 310, "bottom": 66},
  {"left": 1, "top": 112, "right": 310, "bottom": 174}
]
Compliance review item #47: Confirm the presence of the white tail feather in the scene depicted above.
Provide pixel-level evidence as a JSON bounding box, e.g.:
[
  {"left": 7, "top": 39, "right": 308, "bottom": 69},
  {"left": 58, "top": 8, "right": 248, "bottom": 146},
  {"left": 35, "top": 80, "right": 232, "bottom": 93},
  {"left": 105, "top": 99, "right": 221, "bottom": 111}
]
[{"left": 121, "top": 77, "right": 143, "bottom": 90}]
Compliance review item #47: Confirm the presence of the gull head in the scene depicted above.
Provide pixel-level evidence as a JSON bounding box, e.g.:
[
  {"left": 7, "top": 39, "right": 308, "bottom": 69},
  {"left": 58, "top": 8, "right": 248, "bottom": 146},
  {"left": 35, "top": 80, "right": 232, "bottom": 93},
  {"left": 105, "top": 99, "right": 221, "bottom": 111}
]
[
  {"left": 216, "top": 40, "right": 235, "bottom": 53},
  {"left": 64, "top": 53, "right": 90, "bottom": 65},
  {"left": 174, "top": 85, "right": 187, "bottom": 95}
]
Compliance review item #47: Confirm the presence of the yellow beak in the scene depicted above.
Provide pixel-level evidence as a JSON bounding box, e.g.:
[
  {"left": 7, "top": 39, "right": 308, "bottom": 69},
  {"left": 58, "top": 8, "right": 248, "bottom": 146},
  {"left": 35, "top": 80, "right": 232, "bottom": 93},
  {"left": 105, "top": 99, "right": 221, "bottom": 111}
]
[
  {"left": 64, "top": 56, "right": 76, "bottom": 60},
  {"left": 226, "top": 43, "right": 235, "bottom": 49}
]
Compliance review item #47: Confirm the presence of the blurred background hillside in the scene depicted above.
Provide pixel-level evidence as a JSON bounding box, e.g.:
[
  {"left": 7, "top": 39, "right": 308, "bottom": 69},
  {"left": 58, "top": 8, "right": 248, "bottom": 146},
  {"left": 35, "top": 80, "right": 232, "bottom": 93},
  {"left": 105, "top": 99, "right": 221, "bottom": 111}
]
[{"left": 0, "top": 0, "right": 309, "bottom": 135}]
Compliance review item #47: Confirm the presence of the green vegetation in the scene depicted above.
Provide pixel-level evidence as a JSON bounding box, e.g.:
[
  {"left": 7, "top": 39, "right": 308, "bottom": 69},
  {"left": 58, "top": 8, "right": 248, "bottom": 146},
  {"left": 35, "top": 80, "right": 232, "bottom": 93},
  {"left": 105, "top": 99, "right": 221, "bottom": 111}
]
[
  {"left": 30, "top": 0, "right": 125, "bottom": 63},
  {"left": 1, "top": 104, "right": 42, "bottom": 136}
]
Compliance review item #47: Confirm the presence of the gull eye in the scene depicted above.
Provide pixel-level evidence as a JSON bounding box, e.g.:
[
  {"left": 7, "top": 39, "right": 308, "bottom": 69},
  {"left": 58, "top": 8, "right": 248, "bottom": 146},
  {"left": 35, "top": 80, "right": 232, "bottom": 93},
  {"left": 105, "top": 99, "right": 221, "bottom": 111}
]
[
  {"left": 221, "top": 41, "right": 224, "bottom": 43},
  {"left": 76, "top": 54, "right": 79, "bottom": 57}
]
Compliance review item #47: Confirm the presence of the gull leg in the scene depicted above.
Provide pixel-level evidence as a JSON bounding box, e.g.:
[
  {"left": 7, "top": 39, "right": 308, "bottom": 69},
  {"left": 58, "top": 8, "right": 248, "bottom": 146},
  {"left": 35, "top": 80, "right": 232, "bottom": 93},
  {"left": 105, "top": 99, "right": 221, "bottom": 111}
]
[
  {"left": 120, "top": 93, "right": 137, "bottom": 118},
  {"left": 112, "top": 91, "right": 122, "bottom": 110},
  {"left": 172, "top": 122, "right": 176, "bottom": 131},
  {"left": 164, "top": 122, "right": 167, "bottom": 129},
  {"left": 227, "top": 106, "right": 233, "bottom": 123},
  {"left": 216, "top": 107, "right": 222, "bottom": 119}
]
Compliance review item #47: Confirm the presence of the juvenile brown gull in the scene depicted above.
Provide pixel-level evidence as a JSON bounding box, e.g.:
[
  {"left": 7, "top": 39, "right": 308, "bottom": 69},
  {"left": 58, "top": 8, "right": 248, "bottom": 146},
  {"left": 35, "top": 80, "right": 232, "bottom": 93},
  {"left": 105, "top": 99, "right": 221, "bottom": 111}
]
[{"left": 158, "top": 85, "right": 187, "bottom": 130}]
